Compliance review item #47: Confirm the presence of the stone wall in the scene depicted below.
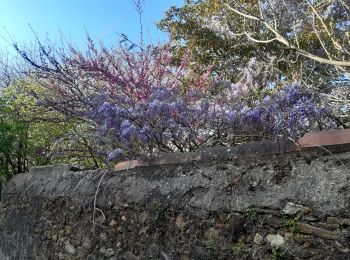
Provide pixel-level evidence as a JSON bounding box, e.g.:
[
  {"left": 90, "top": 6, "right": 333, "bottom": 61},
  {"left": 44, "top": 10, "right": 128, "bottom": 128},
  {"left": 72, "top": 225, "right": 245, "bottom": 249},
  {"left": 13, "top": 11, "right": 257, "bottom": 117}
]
[{"left": 0, "top": 143, "right": 350, "bottom": 259}]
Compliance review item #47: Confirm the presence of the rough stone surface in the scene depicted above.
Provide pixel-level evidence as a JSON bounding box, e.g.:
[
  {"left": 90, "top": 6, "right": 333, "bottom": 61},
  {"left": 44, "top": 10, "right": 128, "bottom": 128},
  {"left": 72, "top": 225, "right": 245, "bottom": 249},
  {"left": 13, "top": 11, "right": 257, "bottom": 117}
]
[
  {"left": 299, "top": 223, "right": 340, "bottom": 240},
  {"left": 0, "top": 148, "right": 350, "bottom": 259},
  {"left": 327, "top": 217, "right": 350, "bottom": 226},
  {"left": 64, "top": 241, "right": 76, "bottom": 255},
  {"left": 282, "top": 202, "right": 311, "bottom": 216},
  {"left": 266, "top": 234, "right": 285, "bottom": 248},
  {"left": 253, "top": 233, "right": 263, "bottom": 245}
]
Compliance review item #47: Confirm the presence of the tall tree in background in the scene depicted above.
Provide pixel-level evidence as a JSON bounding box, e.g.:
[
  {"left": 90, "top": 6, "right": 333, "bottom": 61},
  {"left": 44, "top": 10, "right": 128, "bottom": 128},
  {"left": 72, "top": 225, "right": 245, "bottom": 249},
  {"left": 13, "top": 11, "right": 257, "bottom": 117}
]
[
  {"left": 158, "top": 0, "right": 350, "bottom": 89},
  {"left": 0, "top": 71, "right": 104, "bottom": 186},
  {"left": 159, "top": 0, "right": 350, "bottom": 124}
]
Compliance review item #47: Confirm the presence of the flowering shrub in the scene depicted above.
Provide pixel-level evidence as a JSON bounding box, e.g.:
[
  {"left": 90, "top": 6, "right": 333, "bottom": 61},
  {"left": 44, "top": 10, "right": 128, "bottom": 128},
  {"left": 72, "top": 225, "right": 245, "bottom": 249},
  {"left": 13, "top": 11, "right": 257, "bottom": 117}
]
[
  {"left": 95, "top": 82, "right": 334, "bottom": 161},
  {"left": 15, "top": 39, "right": 336, "bottom": 162}
]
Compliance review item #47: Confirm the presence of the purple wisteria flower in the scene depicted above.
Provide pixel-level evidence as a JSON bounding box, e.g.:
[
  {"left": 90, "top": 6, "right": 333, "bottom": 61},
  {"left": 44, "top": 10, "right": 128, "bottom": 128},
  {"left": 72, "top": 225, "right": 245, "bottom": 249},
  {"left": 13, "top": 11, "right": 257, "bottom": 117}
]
[{"left": 107, "top": 148, "right": 124, "bottom": 163}]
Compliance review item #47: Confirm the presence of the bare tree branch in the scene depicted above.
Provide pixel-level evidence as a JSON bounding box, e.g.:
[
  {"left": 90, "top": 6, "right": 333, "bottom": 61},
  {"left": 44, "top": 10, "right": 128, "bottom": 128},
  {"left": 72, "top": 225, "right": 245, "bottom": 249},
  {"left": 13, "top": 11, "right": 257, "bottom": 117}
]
[{"left": 224, "top": 2, "right": 350, "bottom": 67}]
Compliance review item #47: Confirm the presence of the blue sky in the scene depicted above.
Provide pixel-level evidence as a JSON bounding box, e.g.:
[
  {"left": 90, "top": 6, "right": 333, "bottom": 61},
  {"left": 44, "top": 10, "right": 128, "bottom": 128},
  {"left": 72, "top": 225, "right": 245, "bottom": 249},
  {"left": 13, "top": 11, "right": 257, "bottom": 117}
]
[{"left": 0, "top": 0, "right": 183, "bottom": 53}]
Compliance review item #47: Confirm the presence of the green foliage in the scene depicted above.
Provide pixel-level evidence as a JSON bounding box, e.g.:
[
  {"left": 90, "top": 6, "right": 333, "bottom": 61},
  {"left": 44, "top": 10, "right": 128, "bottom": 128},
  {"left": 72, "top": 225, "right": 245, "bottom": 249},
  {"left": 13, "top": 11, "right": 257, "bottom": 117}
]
[
  {"left": 158, "top": 0, "right": 254, "bottom": 81},
  {"left": 0, "top": 89, "right": 29, "bottom": 183},
  {"left": 284, "top": 217, "right": 300, "bottom": 233},
  {"left": 231, "top": 241, "right": 244, "bottom": 254},
  {"left": 204, "top": 241, "right": 218, "bottom": 257},
  {"left": 244, "top": 208, "right": 257, "bottom": 221},
  {"left": 154, "top": 203, "right": 166, "bottom": 222},
  {"left": 271, "top": 247, "right": 286, "bottom": 260},
  {"left": 0, "top": 81, "right": 104, "bottom": 187}
]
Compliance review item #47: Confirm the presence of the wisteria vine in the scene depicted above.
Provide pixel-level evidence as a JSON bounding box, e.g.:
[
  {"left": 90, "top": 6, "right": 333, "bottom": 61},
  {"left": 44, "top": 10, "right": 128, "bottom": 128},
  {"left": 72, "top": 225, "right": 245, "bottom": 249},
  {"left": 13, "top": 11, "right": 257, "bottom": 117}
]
[
  {"left": 14, "top": 38, "right": 336, "bottom": 163},
  {"left": 95, "top": 83, "right": 334, "bottom": 162}
]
